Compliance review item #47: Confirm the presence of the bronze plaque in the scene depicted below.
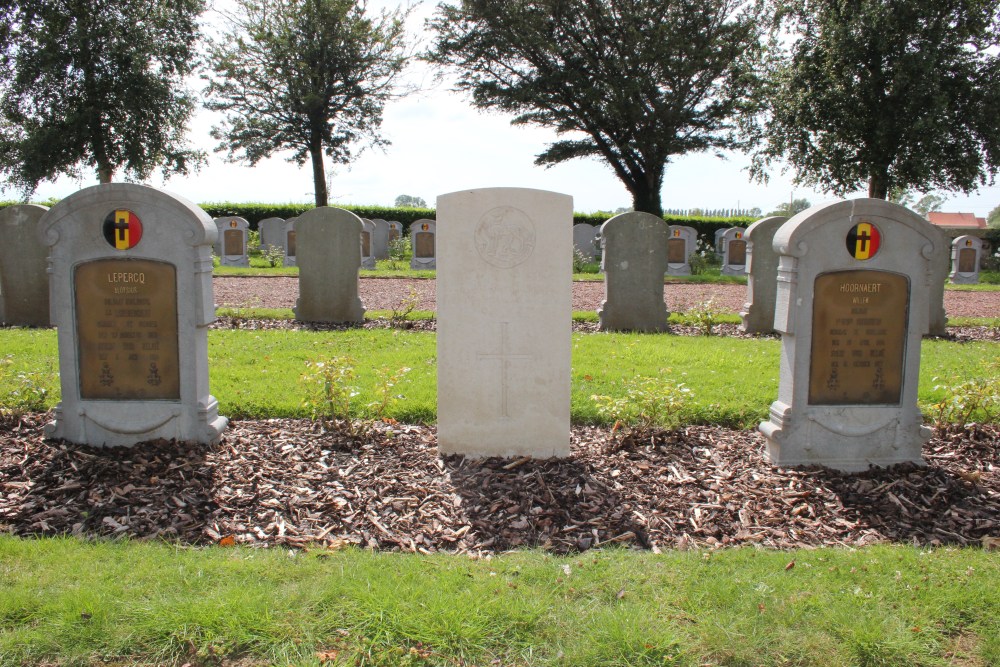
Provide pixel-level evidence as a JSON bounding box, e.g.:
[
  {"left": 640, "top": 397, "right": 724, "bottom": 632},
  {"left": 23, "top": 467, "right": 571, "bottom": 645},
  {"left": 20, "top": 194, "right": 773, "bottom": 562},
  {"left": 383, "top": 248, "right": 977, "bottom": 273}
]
[
  {"left": 75, "top": 259, "right": 180, "bottom": 400},
  {"left": 958, "top": 248, "right": 976, "bottom": 273},
  {"left": 728, "top": 240, "right": 747, "bottom": 266},
  {"left": 286, "top": 230, "right": 296, "bottom": 257},
  {"left": 389, "top": 230, "right": 401, "bottom": 243},
  {"left": 668, "top": 238, "right": 686, "bottom": 264},
  {"left": 415, "top": 232, "right": 434, "bottom": 259},
  {"left": 809, "top": 270, "right": 908, "bottom": 405},
  {"left": 361, "top": 231, "right": 371, "bottom": 257},
  {"left": 223, "top": 229, "right": 243, "bottom": 256}
]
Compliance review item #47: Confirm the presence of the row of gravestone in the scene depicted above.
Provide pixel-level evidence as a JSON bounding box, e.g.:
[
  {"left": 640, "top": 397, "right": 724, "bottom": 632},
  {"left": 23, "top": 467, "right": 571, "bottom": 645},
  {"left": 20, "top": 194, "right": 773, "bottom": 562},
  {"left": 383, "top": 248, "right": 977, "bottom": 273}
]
[
  {"left": 212, "top": 215, "right": 438, "bottom": 270},
  {"left": 0, "top": 184, "right": 980, "bottom": 474}
]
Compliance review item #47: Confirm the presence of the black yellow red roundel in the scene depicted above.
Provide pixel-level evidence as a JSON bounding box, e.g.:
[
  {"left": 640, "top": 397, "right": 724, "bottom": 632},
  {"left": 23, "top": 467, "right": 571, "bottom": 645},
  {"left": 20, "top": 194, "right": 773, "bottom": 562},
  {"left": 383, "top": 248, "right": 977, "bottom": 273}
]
[
  {"left": 846, "top": 221, "right": 881, "bottom": 260},
  {"left": 103, "top": 209, "right": 143, "bottom": 250}
]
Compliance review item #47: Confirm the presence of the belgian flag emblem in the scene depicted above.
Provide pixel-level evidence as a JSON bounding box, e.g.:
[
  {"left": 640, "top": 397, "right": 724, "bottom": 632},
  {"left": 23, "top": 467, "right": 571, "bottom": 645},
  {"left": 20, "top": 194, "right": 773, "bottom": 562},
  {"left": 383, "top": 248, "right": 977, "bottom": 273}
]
[
  {"left": 846, "top": 221, "right": 880, "bottom": 260},
  {"left": 103, "top": 209, "right": 143, "bottom": 250}
]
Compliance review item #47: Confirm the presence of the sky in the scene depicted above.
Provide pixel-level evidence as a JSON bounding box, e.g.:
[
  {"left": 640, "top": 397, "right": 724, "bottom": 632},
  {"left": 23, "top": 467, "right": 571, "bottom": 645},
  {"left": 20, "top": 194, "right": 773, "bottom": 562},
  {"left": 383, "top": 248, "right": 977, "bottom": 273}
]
[{"left": 4, "top": 0, "right": 999, "bottom": 218}]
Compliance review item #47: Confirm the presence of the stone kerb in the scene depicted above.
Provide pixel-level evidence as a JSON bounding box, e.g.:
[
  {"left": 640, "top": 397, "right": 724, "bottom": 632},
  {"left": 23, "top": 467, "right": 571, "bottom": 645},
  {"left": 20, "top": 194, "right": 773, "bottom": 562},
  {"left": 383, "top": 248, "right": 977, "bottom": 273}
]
[
  {"left": 597, "top": 212, "right": 670, "bottom": 332},
  {"left": 294, "top": 207, "right": 364, "bottom": 323},
  {"left": 950, "top": 235, "right": 983, "bottom": 284},
  {"left": 437, "top": 187, "right": 572, "bottom": 458},
  {"left": 38, "top": 183, "right": 227, "bottom": 447},
  {"left": 214, "top": 216, "right": 250, "bottom": 267},
  {"left": 760, "top": 198, "right": 940, "bottom": 471},
  {"left": 666, "top": 225, "right": 697, "bottom": 276},
  {"left": 0, "top": 204, "right": 50, "bottom": 327},
  {"left": 739, "top": 216, "right": 787, "bottom": 334}
]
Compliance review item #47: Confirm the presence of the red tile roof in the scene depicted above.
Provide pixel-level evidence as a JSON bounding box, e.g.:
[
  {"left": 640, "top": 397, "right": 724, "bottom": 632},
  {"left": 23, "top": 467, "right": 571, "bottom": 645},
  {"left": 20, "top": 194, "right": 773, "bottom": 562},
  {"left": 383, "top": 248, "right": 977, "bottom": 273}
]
[{"left": 927, "top": 212, "right": 987, "bottom": 228}]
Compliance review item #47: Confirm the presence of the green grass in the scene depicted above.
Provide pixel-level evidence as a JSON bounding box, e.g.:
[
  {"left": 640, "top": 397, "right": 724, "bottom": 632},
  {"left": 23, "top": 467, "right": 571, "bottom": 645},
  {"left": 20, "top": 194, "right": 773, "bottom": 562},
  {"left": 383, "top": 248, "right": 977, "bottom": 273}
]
[
  {"left": 0, "top": 537, "right": 997, "bottom": 666},
  {"left": 2, "top": 328, "right": 995, "bottom": 427}
]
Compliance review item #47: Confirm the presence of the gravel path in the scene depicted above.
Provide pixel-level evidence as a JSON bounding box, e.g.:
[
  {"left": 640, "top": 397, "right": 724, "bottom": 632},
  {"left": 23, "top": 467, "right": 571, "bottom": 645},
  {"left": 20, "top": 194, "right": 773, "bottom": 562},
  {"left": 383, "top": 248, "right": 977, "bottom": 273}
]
[{"left": 214, "top": 276, "right": 1000, "bottom": 319}]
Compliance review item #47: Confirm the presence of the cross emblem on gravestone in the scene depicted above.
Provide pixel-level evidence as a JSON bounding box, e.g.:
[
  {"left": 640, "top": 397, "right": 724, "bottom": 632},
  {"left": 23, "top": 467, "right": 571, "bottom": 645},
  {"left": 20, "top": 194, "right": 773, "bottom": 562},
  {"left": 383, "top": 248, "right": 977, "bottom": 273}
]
[
  {"left": 114, "top": 216, "right": 129, "bottom": 243},
  {"left": 856, "top": 229, "right": 871, "bottom": 253},
  {"left": 477, "top": 321, "right": 533, "bottom": 419}
]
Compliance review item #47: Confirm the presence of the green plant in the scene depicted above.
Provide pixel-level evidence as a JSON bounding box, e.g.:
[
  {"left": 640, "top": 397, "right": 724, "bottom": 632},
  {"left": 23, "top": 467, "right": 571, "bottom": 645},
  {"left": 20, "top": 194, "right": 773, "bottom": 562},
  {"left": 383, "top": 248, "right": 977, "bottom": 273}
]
[
  {"left": 688, "top": 250, "right": 720, "bottom": 275},
  {"left": 301, "top": 356, "right": 362, "bottom": 436},
  {"left": 590, "top": 373, "right": 691, "bottom": 449},
  {"left": 388, "top": 235, "right": 410, "bottom": 269},
  {"left": 685, "top": 298, "right": 725, "bottom": 335},
  {"left": 368, "top": 365, "right": 412, "bottom": 424},
  {"left": 927, "top": 362, "right": 1000, "bottom": 433},
  {"left": 0, "top": 354, "right": 49, "bottom": 416},
  {"left": 388, "top": 287, "right": 420, "bottom": 328},
  {"left": 247, "top": 229, "right": 261, "bottom": 254},
  {"left": 260, "top": 244, "right": 284, "bottom": 268},
  {"left": 572, "top": 246, "right": 593, "bottom": 272}
]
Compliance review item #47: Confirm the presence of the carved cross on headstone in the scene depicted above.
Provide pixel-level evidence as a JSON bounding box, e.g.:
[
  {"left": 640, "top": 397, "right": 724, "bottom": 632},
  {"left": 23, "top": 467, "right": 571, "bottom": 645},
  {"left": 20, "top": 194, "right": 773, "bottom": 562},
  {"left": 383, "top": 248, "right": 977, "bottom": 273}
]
[{"left": 477, "top": 321, "right": 533, "bottom": 419}]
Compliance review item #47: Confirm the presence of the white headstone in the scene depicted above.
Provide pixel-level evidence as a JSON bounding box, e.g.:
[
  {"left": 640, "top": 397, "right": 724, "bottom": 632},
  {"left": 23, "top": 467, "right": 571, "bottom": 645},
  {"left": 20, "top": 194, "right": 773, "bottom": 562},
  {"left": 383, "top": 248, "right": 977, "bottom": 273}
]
[
  {"left": 214, "top": 216, "right": 250, "bottom": 267},
  {"left": 598, "top": 212, "right": 669, "bottom": 332},
  {"left": 360, "top": 219, "right": 376, "bottom": 270},
  {"left": 949, "top": 235, "right": 983, "bottom": 284},
  {"left": 739, "top": 216, "right": 787, "bottom": 334},
  {"left": 759, "top": 199, "right": 940, "bottom": 471},
  {"left": 437, "top": 187, "right": 572, "bottom": 458},
  {"left": 258, "top": 217, "right": 286, "bottom": 252},
  {"left": 38, "top": 184, "right": 227, "bottom": 447},
  {"left": 283, "top": 218, "right": 298, "bottom": 267},
  {"left": 572, "top": 223, "right": 599, "bottom": 260},
  {"left": 0, "top": 204, "right": 50, "bottom": 327},
  {"left": 410, "top": 219, "right": 436, "bottom": 270},
  {"left": 666, "top": 225, "right": 698, "bottom": 276},
  {"left": 294, "top": 207, "right": 364, "bottom": 323},
  {"left": 720, "top": 227, "right": 748, "bottom": 276}
]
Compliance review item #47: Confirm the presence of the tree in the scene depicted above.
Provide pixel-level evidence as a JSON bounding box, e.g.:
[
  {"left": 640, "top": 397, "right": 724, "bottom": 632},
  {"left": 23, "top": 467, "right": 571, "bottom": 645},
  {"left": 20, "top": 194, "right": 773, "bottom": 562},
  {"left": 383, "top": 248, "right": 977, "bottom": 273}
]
[
  {"left": 767, "top": 197, "right": 811, "bottom": 217},
  {"left": 204, "top": 0, "right": 411, "bottom": 208},
  {"left": 987, "top": 203, "right": 1000, "bottom": 228},
  {"left": 914, "top": 193, "right": 947, "bottom": 218},
  {"left": 0, "top": 0, "right": 204, "bottom": 196},
  {"left": 425, "top": 0, "right": 769, "bottom": 216},
  {"left": 395, "top": 194, "right": 426, "bottom": 208},
  {"left": 752, "top": 0, "right": 1000, "bottom": 200}
]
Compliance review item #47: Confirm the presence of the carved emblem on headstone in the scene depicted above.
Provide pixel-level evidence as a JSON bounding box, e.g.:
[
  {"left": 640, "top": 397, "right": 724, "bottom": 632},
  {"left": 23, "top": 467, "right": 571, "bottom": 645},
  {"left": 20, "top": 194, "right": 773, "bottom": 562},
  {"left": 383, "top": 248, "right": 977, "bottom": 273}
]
[
  {"left": 475, "top": 206, "right": 535, "bottom": 268},
  {"left": 102, "top": 209, "right": 143, "bottom": 250},
  {"left": 846, "top": 221, "right": 881, "bottom": 260}
]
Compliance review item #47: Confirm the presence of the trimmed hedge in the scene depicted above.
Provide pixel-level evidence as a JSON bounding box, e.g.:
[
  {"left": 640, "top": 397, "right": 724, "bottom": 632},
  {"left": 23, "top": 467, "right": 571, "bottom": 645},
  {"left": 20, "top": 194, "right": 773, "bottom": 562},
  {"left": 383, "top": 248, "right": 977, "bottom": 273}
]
[{"left": 198, "top": 202, "right": 437, "bottom": 230}]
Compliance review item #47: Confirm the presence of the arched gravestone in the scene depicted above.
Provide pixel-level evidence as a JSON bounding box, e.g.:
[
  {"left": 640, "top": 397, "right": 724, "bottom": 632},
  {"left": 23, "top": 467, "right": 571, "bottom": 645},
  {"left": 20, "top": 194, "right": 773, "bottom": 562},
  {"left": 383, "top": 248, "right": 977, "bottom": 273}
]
[
  {"left": 597, "top": 212, "right": 670, "bottom": 332},
  {"left": 0, "top": 204, "right": 50, "bottom": 327},
  {"left": 739, "top": 216, "right": 787, "bottom": 334},
  {"left": 38, "top": 184, "right": 227, "bottom": 447},
  {"left": 927, "top": 225, "right": 950, "bottom": 336},
  {"left": 572, "top": 223, "right": 599, "bottom": 260},
  {"left": 258, "top": 217, "right": 285, "bottom": 252},
  {"left": 720, "top": 227, "right": 748, "bottom": 276},
  {"left": 759, "top": 199, "right": 941, "bottom": 471},
  {"left": 370, "top": 218, "right": 391, "bottom": 260},
  {"left": 283, "top": 218, "right": 298, "bottom": 267},
  {"left": 950, "top": 235, "right": 983, "bottom": 284},
  {"left": 410, "top": 219, "right": 436, "bottom": 270},
  {"left": 214, "top": 216, "right": 250, "bottom": 267},
  {"left": 387, "top": 221, "right": 404, "bottom": 244},
  {"left": 360, "top": 219, "right": 376, "bottom": 269},
  {"left": 294, "top": 207, "right": 364, "bottom": 323},
  {"left": 666, "top": 225, "right": 697, "bottom": 276},
  {"left": 437, "top": 187, "right": 572, "bottom": 458}
]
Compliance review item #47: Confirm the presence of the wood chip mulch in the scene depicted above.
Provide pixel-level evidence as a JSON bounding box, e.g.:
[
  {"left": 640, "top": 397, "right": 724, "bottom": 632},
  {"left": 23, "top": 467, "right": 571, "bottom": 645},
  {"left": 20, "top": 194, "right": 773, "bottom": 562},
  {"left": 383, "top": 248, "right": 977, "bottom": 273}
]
[{"left": 2, "top": 413, "right": 997, "bottom": 553}]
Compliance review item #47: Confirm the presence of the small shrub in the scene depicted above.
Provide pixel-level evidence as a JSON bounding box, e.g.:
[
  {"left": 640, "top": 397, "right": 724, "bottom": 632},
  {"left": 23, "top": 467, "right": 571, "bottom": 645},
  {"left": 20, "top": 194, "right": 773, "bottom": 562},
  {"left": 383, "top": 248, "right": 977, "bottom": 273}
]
[
  {"left": 389, "top": 287, "right": 420, "bottom": 328},
  {"left": 388, "top": 235, "right": 410, "bottom": 269},
  {"left": 686, "top": 298, "right": 725, "bottom": 335},
  {"left": 261, "top": 245, "right": 284, "bottom": 268},
  {"left": 247, "top": 230, "right": 261, "bottom": 254},
  {"left": 301, "top": 357, "right": 411, "bottom": 438},
  {"left": 0, "top": 355, "right": 49, "bottom": 417},
  {"left": 591, "top": 374, "right": 691, "bottom": 450},
  {"left": 927, "top": 364, "right": 1000, "bottom": 433}
]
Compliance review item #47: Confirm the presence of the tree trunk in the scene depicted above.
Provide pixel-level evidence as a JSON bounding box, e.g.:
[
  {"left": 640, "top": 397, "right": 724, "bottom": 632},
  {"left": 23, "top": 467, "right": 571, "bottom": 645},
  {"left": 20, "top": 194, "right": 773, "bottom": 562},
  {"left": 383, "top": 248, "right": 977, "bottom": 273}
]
[
  {"left": 628, "top": 178, "right": 664, "bottom": 217},
  {"left": 868, "top": 166, "right": 890, "bottom": 199},
  {"left": 310, "top": 141, "right": 328, "bottom": 208},
  {"left": 97, "top": 163, "right": 114, "bottom": 184}
]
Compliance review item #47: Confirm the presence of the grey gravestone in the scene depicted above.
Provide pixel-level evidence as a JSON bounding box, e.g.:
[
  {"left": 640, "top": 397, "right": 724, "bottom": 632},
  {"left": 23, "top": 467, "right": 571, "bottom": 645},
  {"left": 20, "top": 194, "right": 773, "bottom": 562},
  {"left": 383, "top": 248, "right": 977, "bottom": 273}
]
[
  {"left": 666, "top": 225, "right": 698, "bottom": 276},
  {"left": 572, "top": 223, "right": 599, "bottom": 260},
  {"left": 360, "top": 219, "right": 376, "bottom": 269},
  {"left": 0, "top": 204, "right": 50, "bottom": 327},
  {"left": 214, "top": 216, "right": 250, "bottom": 267},
  {"left": 38, "top": 184, "right": 227, "bottom": 447},
  {"left": 437, "top": 187, "right": 572, "bottom": 458},
  {"left": 371, "top": 218, "right": 391, "bottom": 260},
  {"left": 714, "top": 228, "right": 727, "bottom": 253},
  {"left": 927, "top": 225, "right": 950, "bottom": 336},
  {"left": 410, "top": 219, "right": 436, "bottom": 270},
  {"left": 598, "top": 212, "right": 669, "bottom": 332},
  {"left": 739, "top": 216, "right": 787, "bottom": 334},
  {"left": 258, "top": 217, "right": 285, "bottom": 252},
  {"left": 759, "top": 198, "right": 940, "bottom": 471},
  {"left": 949, "top": 235, "right": 983, "bottom": 284},
  {"left": 294, "top": 207, "right": 364, "bottom": 323},
  {"left": 720, "top": 227, "right": 748, "bottom": 276},
  {"left": 283, "top": 218, "right": 298, "bottom": 267},
  {"left": 387, "top": 221, "right": 404, "bottom": 245}
]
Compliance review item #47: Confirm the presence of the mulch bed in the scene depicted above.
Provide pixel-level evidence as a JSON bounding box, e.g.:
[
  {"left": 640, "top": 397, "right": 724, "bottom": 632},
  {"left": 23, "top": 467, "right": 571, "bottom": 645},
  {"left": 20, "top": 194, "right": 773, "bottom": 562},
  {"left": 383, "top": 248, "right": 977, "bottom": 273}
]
[{"left": 2, "top": 413, "right": 997, "bottom": 553}]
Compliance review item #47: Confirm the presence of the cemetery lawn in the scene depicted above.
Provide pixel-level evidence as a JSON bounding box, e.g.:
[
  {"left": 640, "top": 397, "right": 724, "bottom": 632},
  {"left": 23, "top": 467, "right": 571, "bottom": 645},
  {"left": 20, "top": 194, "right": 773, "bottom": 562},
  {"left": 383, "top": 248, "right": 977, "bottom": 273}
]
[
  {"left": 1, "top": 327, "right": 996, "bottom": 426},
  {"left": 0, "top": 537, "right": 997, "bottom": 667}
]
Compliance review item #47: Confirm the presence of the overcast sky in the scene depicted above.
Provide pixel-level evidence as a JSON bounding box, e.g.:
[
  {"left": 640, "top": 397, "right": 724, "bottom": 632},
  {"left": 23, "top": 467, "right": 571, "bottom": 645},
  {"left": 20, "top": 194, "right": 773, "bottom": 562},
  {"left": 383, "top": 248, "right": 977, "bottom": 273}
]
[{"left": 4, "top": 0, "right": 999, "bottom": 217}]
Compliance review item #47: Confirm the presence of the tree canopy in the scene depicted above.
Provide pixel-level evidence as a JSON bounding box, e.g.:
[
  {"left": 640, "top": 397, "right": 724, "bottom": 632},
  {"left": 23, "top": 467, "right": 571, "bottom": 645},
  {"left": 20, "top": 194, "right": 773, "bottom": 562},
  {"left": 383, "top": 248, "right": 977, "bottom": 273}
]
[
  {"left": 203, "top": 0, "right": 411, "bottom": 207},
  {"left": 751, "top": 0, "right": 1000, "bottom": 200},
  {"left": 0, "top": 0, "right": 204, "bottom": 196},
  {"left": 425, "top": 0, "right": 769, "bottom": 216},
  {"left": 394, "top": 194, "right": 427, "bottom": 208}
]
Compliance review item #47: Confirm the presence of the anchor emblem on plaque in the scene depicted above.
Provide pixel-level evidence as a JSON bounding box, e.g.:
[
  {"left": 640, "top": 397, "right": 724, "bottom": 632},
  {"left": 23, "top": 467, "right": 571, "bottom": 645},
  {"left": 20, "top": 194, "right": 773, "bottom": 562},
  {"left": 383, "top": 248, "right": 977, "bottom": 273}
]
[
  {"left": 147, "top": 362, "right": 162, "bottom": 386},
  {"left": 99, "top": 362, "right": 114, "bottom": 387},
  {"left": 872, "top": 365, "right": 885, "bottom": 391}
]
